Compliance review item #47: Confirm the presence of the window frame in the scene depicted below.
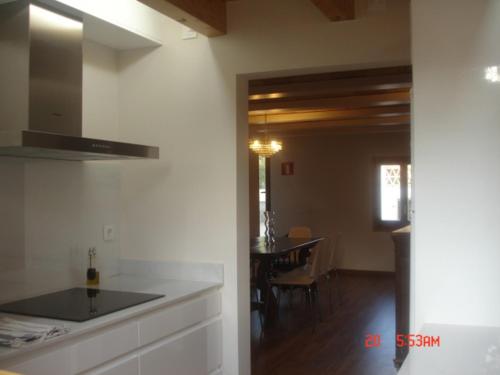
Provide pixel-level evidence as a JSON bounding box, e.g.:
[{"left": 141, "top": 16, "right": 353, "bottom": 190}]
[
  {"left": 258, "top": 156, "right": 272, "bottom": 237},
  {"left": 373, "top": 156, "right": 411, "bottom": 232}
]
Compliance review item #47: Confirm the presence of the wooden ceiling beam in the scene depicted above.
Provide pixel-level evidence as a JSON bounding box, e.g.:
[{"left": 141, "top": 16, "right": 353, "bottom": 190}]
[
  {"left": 249, "top": 91, "right": 411, "bottom": 112},
  {"left": 138, "top": 0, "right": 226, "bottom": 37},
  {"left": 262, "top": 125, "right": 410, "bottom": 138},
  {"left": 249, "top": 105, "right": 411, "bottom": 125},
  {"left": 247, "top": 66, "right": 413, "bottom": 135},
  {"left": 251, "top": 124, "right": 410, "bottom": 138},
  {"left": 250, "top": 115, "right": 411, "bottom": 134},
  {"left": 250, "top": 66, "right": 412, "bottom": 88},
  {"left": 249, "top": 74, "right": 412, "bottom": 100},
  {"left": 310, "top": 0, "right": 355, "bottom": 21}
]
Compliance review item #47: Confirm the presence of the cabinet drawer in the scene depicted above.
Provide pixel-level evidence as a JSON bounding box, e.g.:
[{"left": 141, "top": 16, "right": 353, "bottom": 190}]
[
  {"left": 71, "top": 321, "right": 139, "bottom": 373},
  {"left": 82, "top": 353, "right": 139, "bottom": 375},
  {"left": 139, "top": 292, "right": 220, "bottom": 346},
  {"left": 140, "top": 319, "right": 222, "bottom": 375},
  {"left": 8, "top": 347, "right": 72, "bottom": 375}
]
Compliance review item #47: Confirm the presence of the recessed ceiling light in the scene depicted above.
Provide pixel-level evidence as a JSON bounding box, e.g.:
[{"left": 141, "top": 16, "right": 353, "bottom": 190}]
[{"left": 485, "top": 66, "right": 500, "bottom": 83}]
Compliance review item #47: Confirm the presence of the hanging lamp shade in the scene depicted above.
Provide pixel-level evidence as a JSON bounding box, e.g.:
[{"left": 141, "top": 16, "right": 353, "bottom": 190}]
[
  {"left": 249, "top": 113, "right": 283, "bottom": 157},
  {"left": 248, "top": 138, "right": 282, "bottom": 157}
]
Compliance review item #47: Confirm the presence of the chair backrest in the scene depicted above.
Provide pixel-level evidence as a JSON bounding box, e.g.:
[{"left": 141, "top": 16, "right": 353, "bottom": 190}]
[
  {"left": 308, "top": 239, "right": 330, "bottom": 279},
  {"left": 327, "top": 233, "right": 342, "bottom": 272},
  {"left": 250, "top": 258, "right": 260, "bottom": 282},
  {"left": 288, "top": 226, "right": 312, "bottom": 239}
]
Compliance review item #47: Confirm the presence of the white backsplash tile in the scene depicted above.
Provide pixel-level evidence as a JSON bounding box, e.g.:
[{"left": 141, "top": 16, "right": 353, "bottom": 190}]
[
  {"left": 0, "top": 160, "right": 121, "bottom": 303},
  {"left": 119, "top": 259, "right": 224, "bottom": 284}
]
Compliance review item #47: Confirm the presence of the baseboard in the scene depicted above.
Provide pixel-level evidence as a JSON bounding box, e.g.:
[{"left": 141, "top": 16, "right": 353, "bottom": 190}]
[{"left": 337, "top": 268, "right": 395, "bottom": 277}]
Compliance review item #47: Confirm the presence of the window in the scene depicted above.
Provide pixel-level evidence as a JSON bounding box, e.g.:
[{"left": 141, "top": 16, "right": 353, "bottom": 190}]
[
  {"left": 258, "top": 156, "right": 271, "bottom": 236},
  {"left": 373, "top": 157, "right": 411, "bottom": 231}
]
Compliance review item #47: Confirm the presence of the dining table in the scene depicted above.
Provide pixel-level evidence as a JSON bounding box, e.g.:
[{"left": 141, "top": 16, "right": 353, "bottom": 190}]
[{"left": 250, "top": 236, "right": 324, "bottom": 322}]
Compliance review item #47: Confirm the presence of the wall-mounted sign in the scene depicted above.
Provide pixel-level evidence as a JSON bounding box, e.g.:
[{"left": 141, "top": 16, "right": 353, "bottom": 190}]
[{"left": 281, "top": 162, "right": 294, "bottom": 176}]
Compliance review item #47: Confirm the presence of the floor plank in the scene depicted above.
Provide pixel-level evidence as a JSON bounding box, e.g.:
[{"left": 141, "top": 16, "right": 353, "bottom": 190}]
[{"left": 251, "top": 274, "right": 396, "bottom": 375}]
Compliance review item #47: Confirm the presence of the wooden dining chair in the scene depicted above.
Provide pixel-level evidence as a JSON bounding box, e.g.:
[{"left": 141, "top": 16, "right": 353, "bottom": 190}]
[
  {"left": 268, "top": 239, "right": 327, "bottom": 331},
  {"left": 276, "top": 226, "right": 312, "bottom": 270},
  {"left": 250, "top": 258, "right": 264, "bottom": 331}
]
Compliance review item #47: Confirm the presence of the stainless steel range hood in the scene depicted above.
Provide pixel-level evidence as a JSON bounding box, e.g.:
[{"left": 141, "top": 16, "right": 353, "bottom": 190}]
[{"left": 0, "top": 1, "right": 159, "bottom": 161}]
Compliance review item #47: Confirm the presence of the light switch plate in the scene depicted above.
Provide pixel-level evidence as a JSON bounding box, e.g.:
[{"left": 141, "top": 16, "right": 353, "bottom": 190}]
[
  {"left": 103, "top": 225, "right": 115, "bottom": 241},
  {"left": 181, "top": 26, "right": 198, "bottom": 40}
]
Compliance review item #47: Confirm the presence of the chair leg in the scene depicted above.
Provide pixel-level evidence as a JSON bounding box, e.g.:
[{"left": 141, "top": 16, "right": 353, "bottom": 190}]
[
  {"left": 251, "top": 286, "right": 258, "bottom": 302},
  {"left": 263, "top": 284, "right": 274, "bottom": 329},
  {"left": 253, "top": 306, "right": 265, "bottom": 341},
  {"left": 251, "top": 287, "right": 265, "bottom": 334},
  {"left": 314, "top": 283, "right": 323, "bottom": 322},
  {"left": 307, "top": 287, "right": 316, "bottom": 332},
  {"left": 327, "top": 275, "right": 333, "bottom": 314},
  {"left": 335, "top": 270, "right": 343, "bottom": 306},
  {"left": 304, "top": 288, "right": 310, "bottom": 315},
  {"left": 276, "top": 287, "right": 282, "bottom": 321}
]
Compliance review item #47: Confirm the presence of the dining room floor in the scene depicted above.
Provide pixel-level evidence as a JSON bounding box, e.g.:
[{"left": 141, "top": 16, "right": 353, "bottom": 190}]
[{"left": 251, "top": 273, "right": 397, "bottom": 375}]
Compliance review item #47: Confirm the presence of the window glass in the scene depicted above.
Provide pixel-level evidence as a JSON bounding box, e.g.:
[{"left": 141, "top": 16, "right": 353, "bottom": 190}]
[
  {"left": 258, "top": 156, "right": 267, "bottom": 236},
  {"left": 380, "top": 164, "right": 401, "bottom": 221},
  {"left": 407, "top": 164, "right": 412, "bottom": 222}
]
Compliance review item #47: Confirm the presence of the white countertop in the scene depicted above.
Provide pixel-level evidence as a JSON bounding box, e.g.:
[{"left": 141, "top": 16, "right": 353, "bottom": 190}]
[
  {"left": 399, "top": 323, "right": 500, "bottom": 374},
  {"left": 0, "top": 274, "right": 221, "bottom": 364}
]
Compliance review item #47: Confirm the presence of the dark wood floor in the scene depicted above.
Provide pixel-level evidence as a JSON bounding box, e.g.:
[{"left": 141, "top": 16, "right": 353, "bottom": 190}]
[{"left": 251, "top": 274, "right": 396, "bottom": 375}]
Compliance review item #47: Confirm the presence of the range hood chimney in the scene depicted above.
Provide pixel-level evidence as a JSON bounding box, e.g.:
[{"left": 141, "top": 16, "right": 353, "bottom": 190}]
[{"left": 0, "top": 1, "right": 159, "bottom": 161}]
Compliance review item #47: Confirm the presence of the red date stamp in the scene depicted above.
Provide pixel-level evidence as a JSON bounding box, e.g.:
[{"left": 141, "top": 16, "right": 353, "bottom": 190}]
[
  {"left": 364, "top": 334, "right": 382, "bottom": 348},
  {"left": 397, "top": 334, "right": 440, "bottom": 347},
  {"left": 364, "top": 334, "right": 440, "bottom": 348}
]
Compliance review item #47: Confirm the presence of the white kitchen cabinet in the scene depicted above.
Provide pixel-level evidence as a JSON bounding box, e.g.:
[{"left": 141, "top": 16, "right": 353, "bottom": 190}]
[
  {"left": 71, "top": 321, "right": 139, "bottom": 373},
  {"left": 83, "top": 353, "right": 139, "bottom": 375},
  {"left": 3, "top": 291, "right": 222, "bottom": 375},
  {"left": 140, "top": 320, "right": 222, "bottom": 375},
  {"left": 8, "top": 347, "right": 72, "bottom": 375},
  {"left": 139, "top": 292, "right": 221, "bottom": 346}
]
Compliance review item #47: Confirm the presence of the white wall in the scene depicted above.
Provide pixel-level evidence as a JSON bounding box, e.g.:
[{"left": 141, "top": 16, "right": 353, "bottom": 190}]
[
  {"left": 0, "top": 159, "right": 24, "bottom": 271},
  {"left": 83, "top": 41, "right": 119, "bottom": 141},
  {"left": 412, "top": 0, "right": 500, "bottom": 330},
  {"left": 0, "top": 40, "right": 121, "bottom": 302},
  {"left": 116, "top": 0, "right": 410, "bottom": 373},
  {"left": 270, "top": 132, "right": 410, "bottom": 272}
]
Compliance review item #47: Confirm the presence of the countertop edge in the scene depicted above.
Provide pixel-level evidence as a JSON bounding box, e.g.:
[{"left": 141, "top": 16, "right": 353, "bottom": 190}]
[{"left": 0, "top": 279, "right": 222, "bottom": 366}]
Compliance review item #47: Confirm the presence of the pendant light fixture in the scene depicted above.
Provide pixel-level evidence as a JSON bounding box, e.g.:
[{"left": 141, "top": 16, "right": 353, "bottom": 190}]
[{"left": 249, "top": 113, "right": 283, "bottom": 157}]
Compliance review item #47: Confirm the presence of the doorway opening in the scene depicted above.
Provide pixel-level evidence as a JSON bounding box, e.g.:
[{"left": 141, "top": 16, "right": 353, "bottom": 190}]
[{"left": 245, "top": 66, "right": 413, "bottom": 374}]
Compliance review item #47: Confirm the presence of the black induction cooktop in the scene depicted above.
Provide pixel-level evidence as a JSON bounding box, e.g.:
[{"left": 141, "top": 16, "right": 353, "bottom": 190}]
[{"left": 0, "top": 288, "right": 164, "bottom": 322}]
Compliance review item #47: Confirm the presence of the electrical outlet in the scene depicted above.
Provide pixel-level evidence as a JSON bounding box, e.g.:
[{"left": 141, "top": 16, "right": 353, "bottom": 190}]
[{"left": 103, "top": 225, "right": 115, "bottom": 241}]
